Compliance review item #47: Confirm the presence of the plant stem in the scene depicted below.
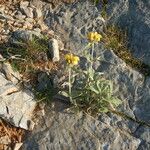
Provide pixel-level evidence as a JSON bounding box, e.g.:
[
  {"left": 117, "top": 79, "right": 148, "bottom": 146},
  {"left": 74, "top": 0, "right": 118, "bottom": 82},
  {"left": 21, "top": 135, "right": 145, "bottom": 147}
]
[
  {"left": 91, "top": 42, "right": 95, "bottom": 69},
  {"left": 68, "top": 66, "right": 73, "bottom": 104}
]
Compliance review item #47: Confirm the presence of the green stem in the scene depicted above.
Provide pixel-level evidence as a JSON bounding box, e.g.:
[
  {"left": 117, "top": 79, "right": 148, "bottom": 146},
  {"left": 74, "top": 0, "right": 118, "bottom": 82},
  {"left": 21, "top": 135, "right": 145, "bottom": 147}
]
[
  {"left": 91, "top": 43, "right": 95, "bottom": 69},
  {"left": 68, "top": 66, "right": 73, "bottom": 104}
]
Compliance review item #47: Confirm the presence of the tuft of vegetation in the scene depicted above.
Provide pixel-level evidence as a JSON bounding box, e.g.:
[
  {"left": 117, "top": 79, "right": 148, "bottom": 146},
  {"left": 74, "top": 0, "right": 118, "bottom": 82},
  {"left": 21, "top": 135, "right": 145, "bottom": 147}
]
[
  {"left": 0, "top": 36, "right": 59, "bottom": 103},
  {"left": 60, "top": 32, "right": 121, "bottom": 115},
  {"left": 6, "top": 36, "right": 50, "bottom": 74},
  {"left": 93, "top": 0, "right": 108, "bottom": 19},
  {"left": 102, "top": 25, "right": 150, "bottom": 76}
]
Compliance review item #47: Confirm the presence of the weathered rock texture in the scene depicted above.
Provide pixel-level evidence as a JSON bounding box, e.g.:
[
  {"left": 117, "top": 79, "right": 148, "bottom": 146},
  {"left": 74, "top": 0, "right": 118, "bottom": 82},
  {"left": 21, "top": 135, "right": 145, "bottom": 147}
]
[
  {"left": 22, "top": 104, "right": 141, "bottom": 150},
  {"left": 22, "top": 0, "right": 150, "bottom": 149},
  {"left": 106, "top": 0, "right": 150, "bottom": 66},
  {"left": 0, "top": 0, "right": 150, "bottom": 149},
  {"left": 0, "top": 65, "right": 36, "bottom": 130}
]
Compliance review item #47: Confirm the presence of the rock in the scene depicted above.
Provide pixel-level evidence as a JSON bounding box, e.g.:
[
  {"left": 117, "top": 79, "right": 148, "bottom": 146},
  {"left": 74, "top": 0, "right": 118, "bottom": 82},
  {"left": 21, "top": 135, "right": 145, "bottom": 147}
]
[
  {"left": 134, "top": 126, "right": 150, "bottom": 150},
  {"left": 2, "top": 62, "right": 20, "bottom": 84},
  {"left": 48, "top": 38, "right": 60, "bottom": 62},
  {"left": 14, "top": 143, "right": 23, "bottom": 150},
  {"left": 20, "top": 1, "right": 29, "bottom": 10},
  {"left": 106, "top": 0, "right": 150, "bottom": 66},
  {"left": 20, "top": 1, "right": 33, "bottom": 19},
  {"left": 0, "top": 135, "right": 11, "bottom": 145},
  {"left": 45, "top": 0, "right": 105, "bottom": 51},
  {"left": 42, "top": 1, "right": 150, "bottom": 149},
  {"left": 33, "top": 8, "right": 42, "bottom": 18},
  {"left": 133, "top": 76, "right": 150, "bottom": 124},
  {"left": 22, "top": 103, "right": 141, "bottom": 150},
  {"left": 0, "top": 72, "right": 36, "bottom": 130},
  {"left": 13, "top": 21, "right": 23, "bottom": 28},
  {"left": 36, "top": 72, "right": 52, "bottom": 92},
  {"left": 14, "top": 13, "right": 26, "bottom": 20},
  {"left": 10, "top": 30, "right": 42, "bottom": 44},
  {"left": 37, "top": 19, "right": 49, "bottom": 31}
]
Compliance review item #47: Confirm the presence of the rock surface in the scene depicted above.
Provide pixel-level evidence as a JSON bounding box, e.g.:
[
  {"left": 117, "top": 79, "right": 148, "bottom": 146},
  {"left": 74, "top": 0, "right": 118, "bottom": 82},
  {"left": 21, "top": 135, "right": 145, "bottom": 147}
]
[
  {"left": 106, "top": 0, "right": 150, "bottom": 66},
  {"left": 22, "top": 103, "right": 141, "bottom": 150},
  {"left": 0, "top": 64, "right": 36, "bottom": 130},
  {"left": 0, "top": 0, "right": 150, "bottom": 149},
  {"left": 22, "top": 0, "right": 150, "bottom": 149}
]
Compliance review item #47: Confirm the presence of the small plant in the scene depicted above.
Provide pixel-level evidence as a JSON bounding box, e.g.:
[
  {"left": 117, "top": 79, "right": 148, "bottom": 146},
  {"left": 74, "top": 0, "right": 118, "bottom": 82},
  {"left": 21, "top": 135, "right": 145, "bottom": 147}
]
[
  {"left": 93, "top": 0, "right": 108, "bottom": 19},
  {"left": 60, "top": 31, "right": 121, "bottom": 114},
  {"left": 5, "top": 36, "right": 55, "bottom": 75}
]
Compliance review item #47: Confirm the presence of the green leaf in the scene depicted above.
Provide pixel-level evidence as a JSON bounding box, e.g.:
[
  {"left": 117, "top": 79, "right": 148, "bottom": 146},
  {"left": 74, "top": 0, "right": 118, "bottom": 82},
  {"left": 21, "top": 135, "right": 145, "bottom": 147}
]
[
  {"left": 88, "top": 85, "right": 99, "bottom": 94},
  {"left": 59, "top": 91, "right": 69, "bottom": 97},
  {"left": 99, "top": 107, "right": 109, "bottom": 113},
  {"left": 111, "top": 97, "right": 122, "bottom": 106}
]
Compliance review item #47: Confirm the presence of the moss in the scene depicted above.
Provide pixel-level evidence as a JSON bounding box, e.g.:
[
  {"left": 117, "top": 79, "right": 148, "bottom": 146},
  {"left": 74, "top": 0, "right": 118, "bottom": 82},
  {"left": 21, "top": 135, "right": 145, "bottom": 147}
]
[{"left": 102, "top": 25, "right": 150, "bottom": 76}]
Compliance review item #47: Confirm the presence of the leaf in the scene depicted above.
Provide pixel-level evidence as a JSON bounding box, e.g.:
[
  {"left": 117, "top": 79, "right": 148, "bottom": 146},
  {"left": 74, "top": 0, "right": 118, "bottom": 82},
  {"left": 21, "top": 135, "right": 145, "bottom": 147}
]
[
  {"left": 95, "top": 56, "right": 101, "bottom": 61},
  {"left": 88, "top": 68, "right": 95, "bottom": 79},
  {"left": 88, "top": 85, "right": 99, "bottom": 94},
  {"left": 111, "top": 97, "right": 122, "bottom": 106},
  {"left": 59, "top": 91, "right": 69, "bottom": 97},
  {"left": 99, "top": 107, "right": 109, "bottom": 113}
]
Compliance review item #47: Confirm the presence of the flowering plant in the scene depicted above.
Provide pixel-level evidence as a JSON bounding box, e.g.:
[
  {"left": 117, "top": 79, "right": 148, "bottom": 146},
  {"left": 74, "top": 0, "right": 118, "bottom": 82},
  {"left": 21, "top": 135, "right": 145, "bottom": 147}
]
[{"left": 60, "top": 32, "right": 121, "bottom": 114}]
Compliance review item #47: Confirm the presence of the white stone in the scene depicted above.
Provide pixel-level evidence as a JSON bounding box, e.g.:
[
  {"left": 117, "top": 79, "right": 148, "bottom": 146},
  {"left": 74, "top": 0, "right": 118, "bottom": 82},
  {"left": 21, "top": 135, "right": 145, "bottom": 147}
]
[{"left": 48, "top": 38, "right": 60, "bottom": 62}]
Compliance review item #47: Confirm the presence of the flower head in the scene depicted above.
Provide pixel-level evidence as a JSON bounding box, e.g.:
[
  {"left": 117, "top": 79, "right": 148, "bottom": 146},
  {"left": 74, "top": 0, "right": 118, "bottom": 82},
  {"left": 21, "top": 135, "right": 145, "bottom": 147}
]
[
  {"left": 87, "top": 32, "right": 102, "bottom": 42},
  {"left": 65, "top": 54, "right": 79, "bottom": 66}
]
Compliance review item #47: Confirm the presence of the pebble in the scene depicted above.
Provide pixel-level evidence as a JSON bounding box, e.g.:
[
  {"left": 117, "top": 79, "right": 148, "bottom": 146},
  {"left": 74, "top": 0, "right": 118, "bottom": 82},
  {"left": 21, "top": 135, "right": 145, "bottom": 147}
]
[
  {"left": 34, "top": 8, "right": 42, "bottom": 18},
  {"left": 48, "top": 38, "right": 60, "bottom": 62}
]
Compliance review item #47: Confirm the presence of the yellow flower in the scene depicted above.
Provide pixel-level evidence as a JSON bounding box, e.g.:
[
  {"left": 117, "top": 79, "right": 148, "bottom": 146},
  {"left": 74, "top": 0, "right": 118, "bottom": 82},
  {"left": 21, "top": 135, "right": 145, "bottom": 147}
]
[
  {"left": 87, "top": 32, "right": 102, "bottom": 42},
  {"left": 65, "top": 54, "right": 79, "bottom": 66}
]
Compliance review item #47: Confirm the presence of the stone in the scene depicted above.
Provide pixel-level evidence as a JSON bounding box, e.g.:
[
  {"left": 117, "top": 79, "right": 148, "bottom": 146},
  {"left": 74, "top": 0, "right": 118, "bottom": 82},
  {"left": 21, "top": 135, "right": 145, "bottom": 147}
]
[
  {"left": 106, "top": 0, "right": 150, "bottom": 66},
  {"left": 2, "top": 62, "right": 20, "bottom": 84},
  {"left": 10, "top": 30, "right": 42, "bottom": 44},
  {"left": 14, "top": 143, "right": 23, "bottom": 150},
  {"left": 36, "top": 72, "right": 52, "bottom": 92},
  {"left": 134, "top": 126, "right": 150, "bottom": 150},
  {"left": 22, "top": 103, "right": 141, "bottom": 150},
  {"left": 33, "top": 8, "right": 42, "bottom": 19},
  {"left": 14, "top": 11, "right": 26, "bottom": 20},
  {"left": 20, "top": 1, "right": 29, "bottom": 9},
  {"left": 0, "top": 72, "right": 36, "bottom": 130},
  {"left": 48, "top": 38, "right": 60, "bottom": 62},
  {"left": 20, "top": 1, "right": 34, "bottom": 19},
  {"left": 37, "top": 19, "right": 49, "bottom": 31}
]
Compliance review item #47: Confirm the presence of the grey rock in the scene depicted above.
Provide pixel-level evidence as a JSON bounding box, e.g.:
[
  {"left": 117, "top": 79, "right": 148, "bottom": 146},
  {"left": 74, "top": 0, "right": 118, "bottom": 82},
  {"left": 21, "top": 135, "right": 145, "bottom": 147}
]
[
  {"left": 10, "top": 30, "right": 42, "bottom": 44},
  {"left": 106, "top": 0, "right": 150, "bottom": 66},
  {"left": 45, "top": 0, "right": 105, "bottom": 51},
  {"left": 45, "top": 0, "right": 149, "bottom": 123},
  {"left": 23, "top": 7, "right": 34, "bottom": 18},
  {"left": 0, "top": 72, "right": 36, "bottom": 130},
  {"left": 42, "top": 1, "right": 150, "bottom": 149},
  {"left": 14, "top": 11, "right": 26, "bottom": 20},
  {"left": 20, "top": 1, "right": 33, "bottom": 18},
  {"left": 22, "top": 104, "right": 141, "bottom": 150},
  {"left": 20, "top": 1, "right": 29, "bottom": 9},
  {"left": 48, "top": 38, "right": 60, "bottom": 62},
  {"left": 33, "top": 8, "right": 42, "bottom": 18},
  {"left": 133, "top": 76, "right": 150, "bottom": 124},
  {"left": 36, "top": 72, "right": 52, "bottom": 92},
  {"left": 134, "top": 126, "right": 150, "bottom": 150},
  {"left": 2, "top": 62, "right": 21, "bottom": 84}
]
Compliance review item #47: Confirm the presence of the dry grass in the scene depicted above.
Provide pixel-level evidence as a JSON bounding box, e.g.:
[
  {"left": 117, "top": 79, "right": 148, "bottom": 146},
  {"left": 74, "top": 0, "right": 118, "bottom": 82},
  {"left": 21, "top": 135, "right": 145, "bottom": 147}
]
[
  {"left": 0, "top": 119, "right": 26, "bottom": 149},
  {"left": 102, "top": 25, "right": 150, "bottom": 76},
  {"left": 6, "top": 36, "right": 58, "bottom": 78}
]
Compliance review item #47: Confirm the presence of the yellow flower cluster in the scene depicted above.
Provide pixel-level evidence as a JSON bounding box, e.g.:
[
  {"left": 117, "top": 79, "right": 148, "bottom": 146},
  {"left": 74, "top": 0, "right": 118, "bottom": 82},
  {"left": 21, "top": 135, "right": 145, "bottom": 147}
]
[
  {"left": 87, "top": 32, "right": 102, "bottom": 42},
  {"left": 65, "top": 54, "right": 80, "bottom": 66}
]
